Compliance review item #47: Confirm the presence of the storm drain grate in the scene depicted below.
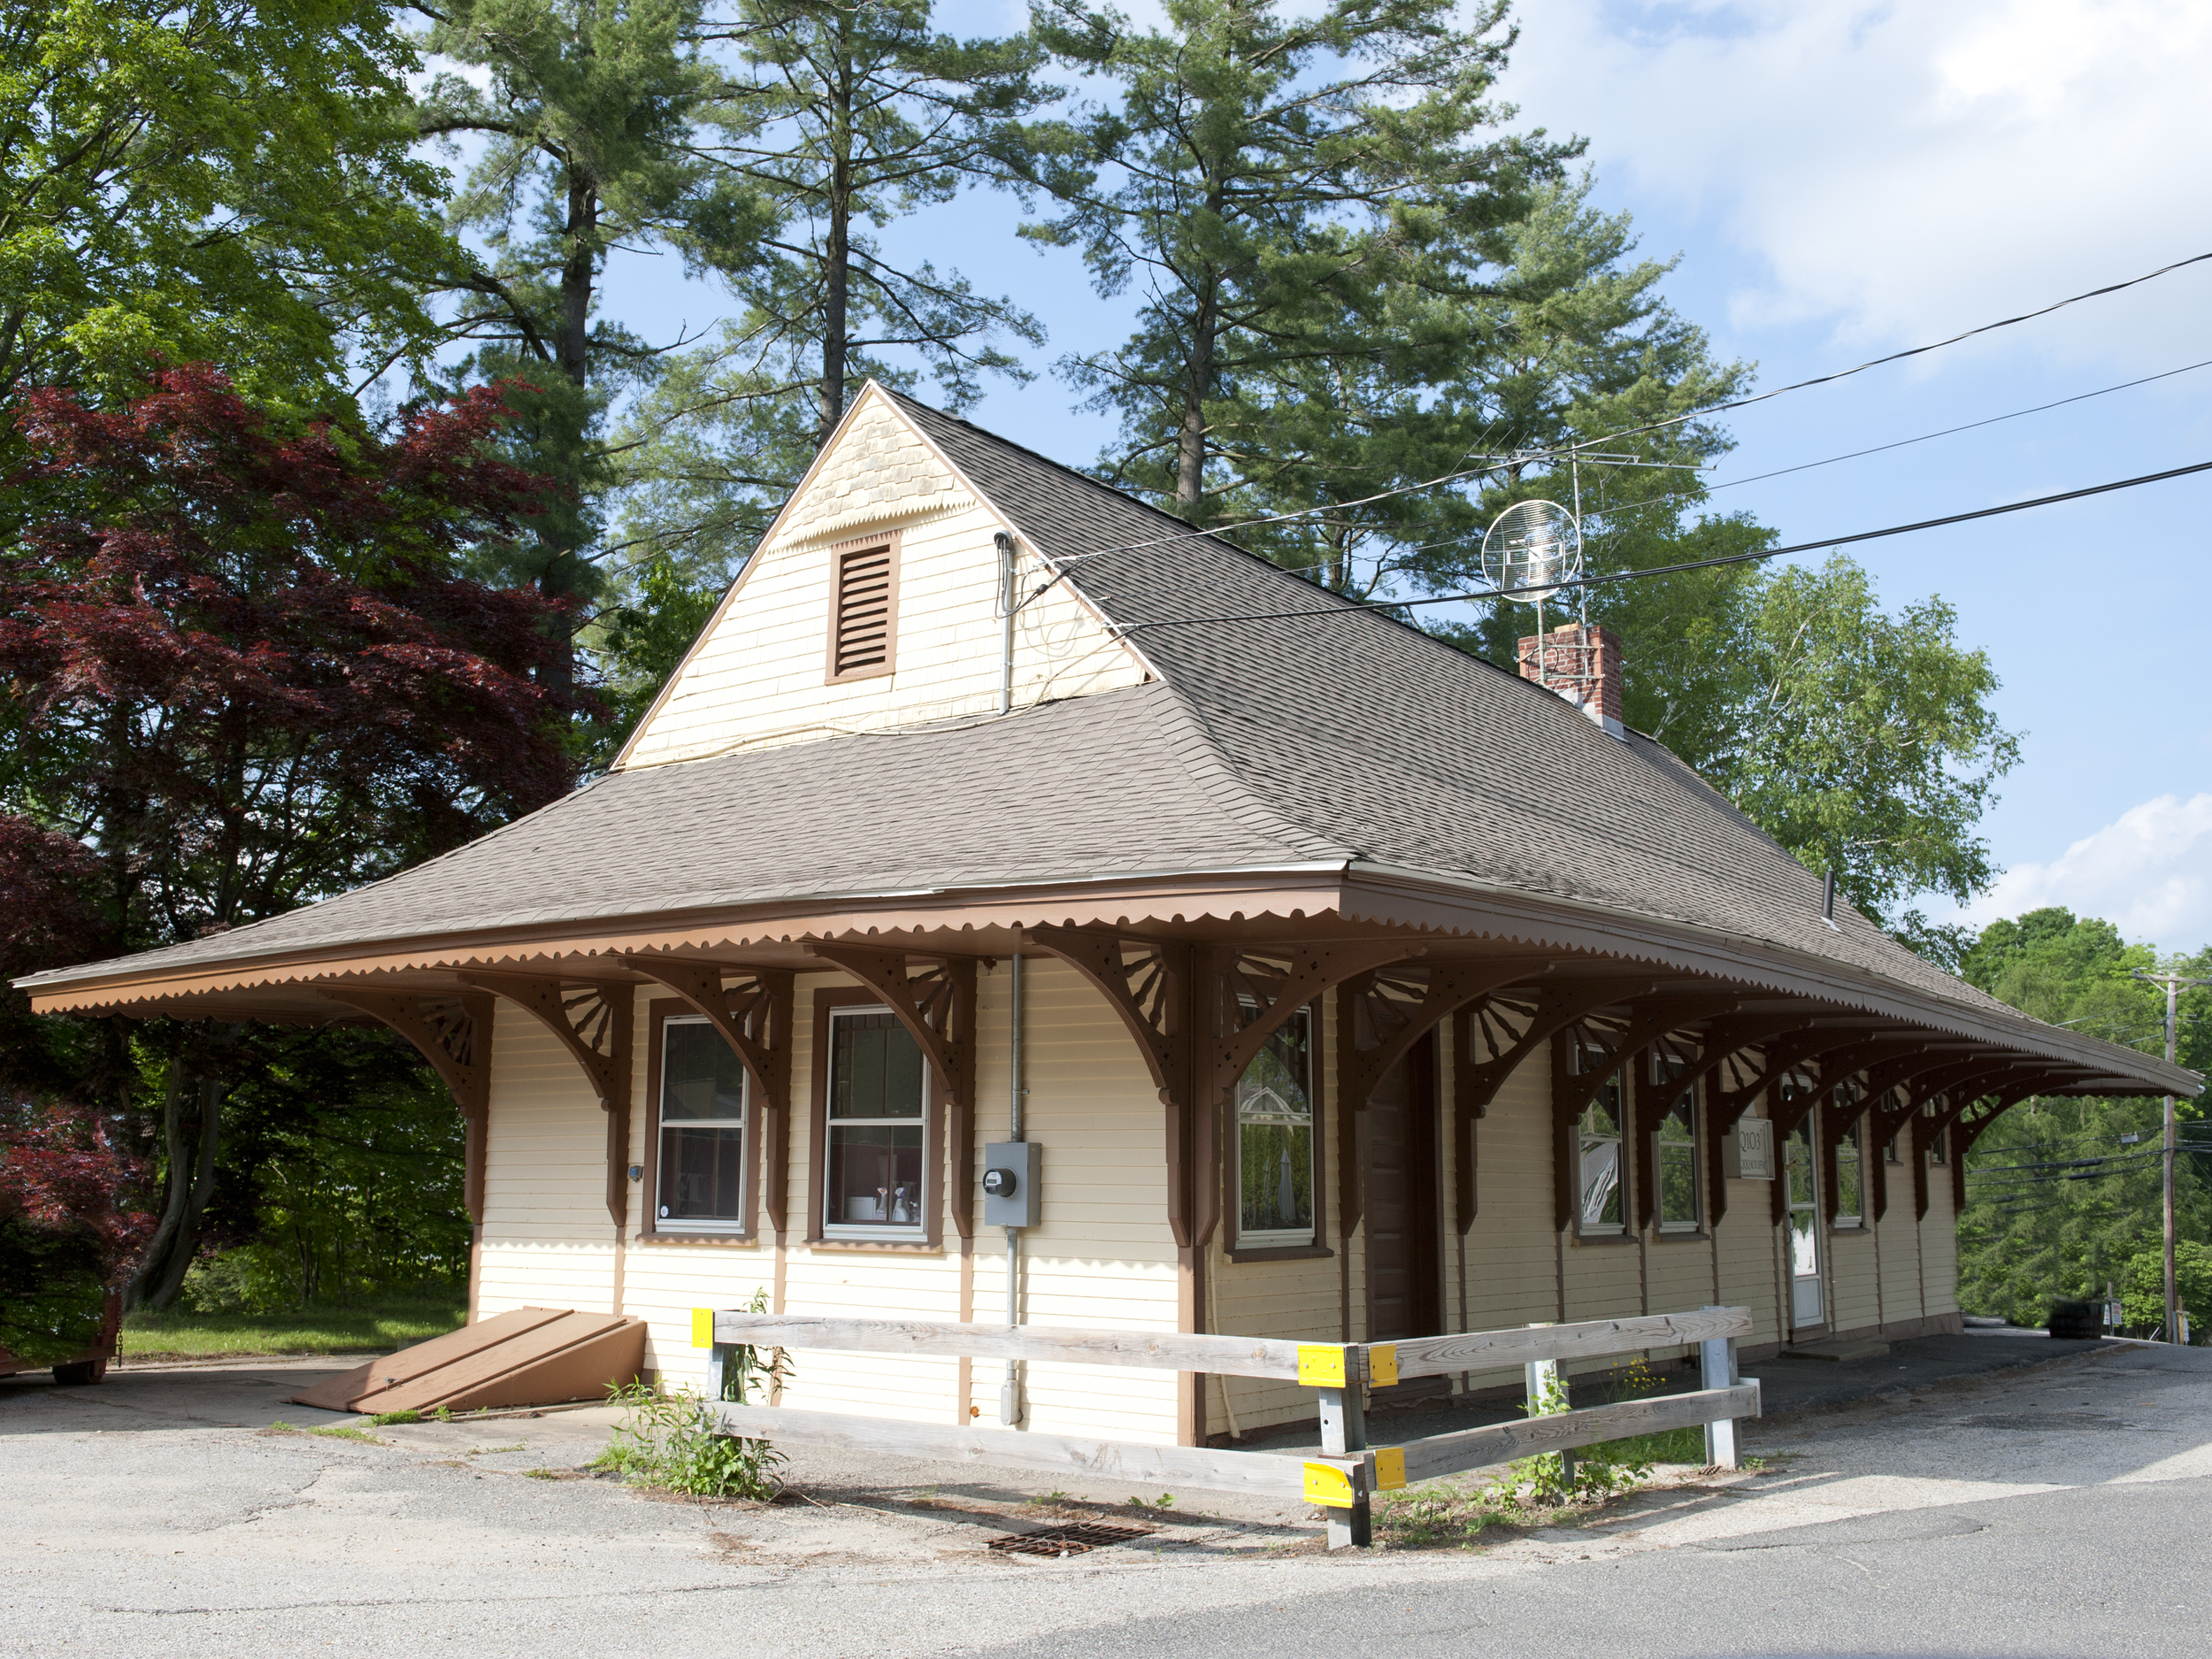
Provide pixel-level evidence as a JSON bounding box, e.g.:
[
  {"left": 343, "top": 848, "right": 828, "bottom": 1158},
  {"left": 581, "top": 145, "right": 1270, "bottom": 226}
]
[{"left": 986, "top": 1521, "right": 1156, "bottom": 1557}]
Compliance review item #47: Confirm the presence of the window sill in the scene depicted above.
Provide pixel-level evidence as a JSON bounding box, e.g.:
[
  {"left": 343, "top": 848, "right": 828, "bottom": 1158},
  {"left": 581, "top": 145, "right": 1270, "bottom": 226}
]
[
  {"left": 1224, "top": 1243, "right": 1333, "bottom": 1263},
  {"left": 806, "top": 1237, "right": 942, "bottom": 1255},
  {"left": 1652, "top": 1227, "right": 1709, "bottom": 1242},
  {"left": 1829, "top": 1223, "right": 1869, "bottom": 1235},
  {"left": 639, "top": 1231, "right": 757, "bottom": 1247},
  {"left": 1570, "top": 1230, "right": 1637, "bottom": 1247}
]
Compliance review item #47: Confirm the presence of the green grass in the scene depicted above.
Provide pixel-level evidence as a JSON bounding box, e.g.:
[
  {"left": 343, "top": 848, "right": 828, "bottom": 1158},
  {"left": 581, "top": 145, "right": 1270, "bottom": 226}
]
[
  {"left": 121, "top": 1297, "right": 466, "bottom": 1360},
  {"left": 1588, "top": 1425, "right": 1707, "bottom": 1464},
  {"left": 310, "top": 1424, "right": 383, "bottom": 1443}
]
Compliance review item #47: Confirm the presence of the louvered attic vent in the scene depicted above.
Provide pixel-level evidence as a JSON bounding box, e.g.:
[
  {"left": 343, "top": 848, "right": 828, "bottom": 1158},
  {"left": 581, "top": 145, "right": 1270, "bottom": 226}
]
[{"left": 829, "top": 542, "right": 895, "bottom": 680}]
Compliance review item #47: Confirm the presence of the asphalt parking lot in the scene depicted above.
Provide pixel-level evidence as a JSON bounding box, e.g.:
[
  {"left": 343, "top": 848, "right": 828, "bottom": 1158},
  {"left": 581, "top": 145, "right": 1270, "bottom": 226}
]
[{"left": 4, "top": 1334, "right": 2208, "bottom": 1657}]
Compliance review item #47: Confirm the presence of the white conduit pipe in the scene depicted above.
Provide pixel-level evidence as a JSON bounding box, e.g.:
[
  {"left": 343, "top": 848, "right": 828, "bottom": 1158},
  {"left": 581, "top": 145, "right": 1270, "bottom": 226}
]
[{"left": 1002, "top": 951, "right": 1025, "bottom": 1426}]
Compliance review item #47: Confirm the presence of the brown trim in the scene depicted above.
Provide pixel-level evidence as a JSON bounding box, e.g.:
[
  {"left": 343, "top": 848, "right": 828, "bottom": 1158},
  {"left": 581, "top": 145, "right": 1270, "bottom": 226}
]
[
  {"left": 803, "top": 1240, "right": 945, "bottom": 1256},
  {"left": 641, "top": 995, "right": 757, "bottom": 1241},
  {"left": 823, "top": 529, "right": 901, "bottom": 684},
  {"left": 807, "top": 985, "right": 944, "bottom": 1248},
  {"left": 1225, "top": 995, "right": 1326, "bottom": 1256},
  {"left": 635, "top": 1234, "right": 763, "bottom": 1248},
  {"left": 22, "top": 866, "right": 2195, "bottom": 1101},
  {"left": 1222, "top": 1245, "right": 1335, "bottom": 1263}
]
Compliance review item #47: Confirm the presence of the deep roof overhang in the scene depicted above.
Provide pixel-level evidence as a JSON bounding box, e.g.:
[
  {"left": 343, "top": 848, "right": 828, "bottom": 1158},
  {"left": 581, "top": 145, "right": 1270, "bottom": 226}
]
[{"left": 19, "top": 858, "right": 2193, "bottom": 1098}]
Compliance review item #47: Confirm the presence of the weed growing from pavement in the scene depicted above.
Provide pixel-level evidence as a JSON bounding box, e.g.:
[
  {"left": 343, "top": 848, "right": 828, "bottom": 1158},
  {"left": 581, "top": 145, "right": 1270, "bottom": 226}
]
[
  {"left": 593, "top": 1380, "right": 786, "bottom": 1499},
  {"left": 310, "top": 1424, "right": 382, "bottom": 1443},
  {"left": 366, "top": 1409, "right": 424, "bottom": 1425}
]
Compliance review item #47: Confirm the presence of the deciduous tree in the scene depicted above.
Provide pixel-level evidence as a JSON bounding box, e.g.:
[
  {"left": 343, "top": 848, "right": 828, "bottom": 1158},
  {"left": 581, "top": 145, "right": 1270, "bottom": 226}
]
[{"left": 0, "top": 362, "right": 585, "bottom": 1305}]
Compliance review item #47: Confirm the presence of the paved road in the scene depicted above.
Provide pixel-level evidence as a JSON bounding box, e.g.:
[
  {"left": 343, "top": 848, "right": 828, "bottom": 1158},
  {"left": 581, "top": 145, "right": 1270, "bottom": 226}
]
[{"left": 4, "top": 1340, "right": 2206, "bottom": 1657}]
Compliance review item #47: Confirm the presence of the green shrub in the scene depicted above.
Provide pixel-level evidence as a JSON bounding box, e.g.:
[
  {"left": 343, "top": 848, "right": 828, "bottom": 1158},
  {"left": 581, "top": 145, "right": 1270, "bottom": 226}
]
[
  {"left": 2122, "top": 1240, "right": 2212, "bottom": 1335},
  {"left": 0, "top": 1217, "right": 107, "bottom": 1363},
  {"left": 180, "top": 1245, "right": 296, "bottom": 1316},
  {"left": 593, "top": 1379, "right": 785, "bottom": 1499}
]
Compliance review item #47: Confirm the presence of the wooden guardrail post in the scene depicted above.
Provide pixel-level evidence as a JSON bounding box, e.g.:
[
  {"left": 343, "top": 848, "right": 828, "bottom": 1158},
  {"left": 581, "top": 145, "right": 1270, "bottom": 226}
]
[
  {"left": 1299, "top": 1342, "right": 1398, "bottom": 1549},
  {"left": 1699, "top": 1304, "right": 1740, "bottom": 1469},
  {"left": 694, "top": 1309, "right": 736, "bottom": 1402},
  {"left": 1524, "top": 1324, "right": 1574, "bottom": 1489}
]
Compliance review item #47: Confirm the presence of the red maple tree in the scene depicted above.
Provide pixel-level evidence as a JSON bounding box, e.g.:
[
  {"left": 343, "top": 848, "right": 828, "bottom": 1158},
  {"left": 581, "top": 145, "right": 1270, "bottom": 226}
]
[{"left": 0, "top": 363, "right": 593, "bottom": 1303}]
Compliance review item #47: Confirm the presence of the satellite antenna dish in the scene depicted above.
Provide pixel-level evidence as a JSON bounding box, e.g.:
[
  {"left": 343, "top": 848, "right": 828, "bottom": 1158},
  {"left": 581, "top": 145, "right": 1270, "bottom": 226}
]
[
  {"left": 1479, "top": 498, "right": 1583, "bottom": 692},
  {"left": 1479, "top": 499, "right": 1578, "bottom": 599}
]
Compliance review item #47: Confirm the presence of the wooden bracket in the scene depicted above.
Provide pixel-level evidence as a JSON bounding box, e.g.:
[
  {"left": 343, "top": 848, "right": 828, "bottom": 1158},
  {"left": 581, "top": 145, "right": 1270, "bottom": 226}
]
[
  {"left": 1451, "top": 979, "right": 1652, "bottom": 1233},
  {"left": 321, "top": 988, "right": 494, "bottom": 1223},
  {"left": 1207, "top": 941, "right": 1426, "bottom": 1112},
  {"left": 1551, "top": 995, "right": 1738, "bottom": 1234},
  {"left": 619, "top": 956, "right": 795, "bottom": 1232},
  {"left": 1333, "top": 959, "right": 1550, "bottom": 1233},
  {"left": 803, "top": 943, "right": 978, "bottom": 1239},
  {"left": 459, "top": 973, "right": 634, "bottom": 1225},
  {"left": 1710, "top": 1025, "right": 1890, "bottom": 1129},
  {"left": 1024, "top": 928, "right": 1202, "bottom": 1248},
  {"left": 1200, "top": 941, "right": 1425, "bottom": 1253}
]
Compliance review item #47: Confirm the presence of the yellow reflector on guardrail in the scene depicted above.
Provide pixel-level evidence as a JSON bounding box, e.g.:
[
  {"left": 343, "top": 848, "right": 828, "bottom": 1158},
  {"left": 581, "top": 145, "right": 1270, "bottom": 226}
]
[
  {"left": 1374, "top": 1447, "right": 1406, "bottom": 1491},
  {"left": 1297, "top": 1344, "right": 1348, "bottom": 1387},
  {"left": 1368, "top": 1343, "right": 1399, "bottom": 1387},
  {"left": 1303, "top": 1461, "right": 1356, "bottom": 1508},
  {"left": 692, "top": 1308, "right": 715, "bottom": 1349}
]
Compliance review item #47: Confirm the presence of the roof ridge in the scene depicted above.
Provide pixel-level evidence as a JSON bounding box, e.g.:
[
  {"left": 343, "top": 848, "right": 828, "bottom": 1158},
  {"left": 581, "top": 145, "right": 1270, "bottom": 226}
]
[{"left": 884, "top": 388, "right": 1578, "bottom": 708}]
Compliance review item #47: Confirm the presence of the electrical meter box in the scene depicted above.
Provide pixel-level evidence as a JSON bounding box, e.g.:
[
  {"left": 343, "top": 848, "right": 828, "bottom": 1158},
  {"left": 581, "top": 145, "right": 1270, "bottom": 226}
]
[
  {"left": 1724, "top": 1118, "right": 1774, "bottom": 1180},
  {"left": 982, "top": 1141, "right": 1041, "bottom": 1228}
]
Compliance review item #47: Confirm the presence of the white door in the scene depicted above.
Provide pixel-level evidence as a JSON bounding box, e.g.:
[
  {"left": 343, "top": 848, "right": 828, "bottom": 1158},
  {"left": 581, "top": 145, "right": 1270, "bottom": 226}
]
[{"left": 1785, "top": 1121, "right": 1823, "bottom": 1327}]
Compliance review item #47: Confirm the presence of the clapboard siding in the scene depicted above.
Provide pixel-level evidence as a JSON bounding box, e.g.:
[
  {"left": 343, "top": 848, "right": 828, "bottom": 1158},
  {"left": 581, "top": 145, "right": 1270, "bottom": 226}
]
[
  {"left": 623, "top": 390, "right": 1146, "bottom": 771},
  {"left": 476, "top": 1001, "right": 619, "bottom": 1318},
  {"left": 1715, "top": 1103, "right": 1785, "bottom": 1349},
  {"left": 608, "top": 961, "right": 1183, "bottom": 1442},
  {"left": 1921, "top": 1167, "right": 1960, "bottom": 1316},
  {"left": 1828, "top": 1226, "right": 1881, "bottom": 1333},
  {"left": 1879, "top": 1164, "right": 1926, "bottom": 1323}
]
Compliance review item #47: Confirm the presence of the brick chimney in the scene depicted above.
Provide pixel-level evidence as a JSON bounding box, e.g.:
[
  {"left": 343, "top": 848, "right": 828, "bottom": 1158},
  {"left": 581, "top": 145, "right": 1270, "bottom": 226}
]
[{"left": 1517, "top": 621, "right": 1624, "bottom": 738}]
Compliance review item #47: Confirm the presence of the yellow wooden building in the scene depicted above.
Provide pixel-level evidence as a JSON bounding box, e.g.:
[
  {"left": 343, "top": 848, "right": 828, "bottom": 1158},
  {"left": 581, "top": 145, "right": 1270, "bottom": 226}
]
[{"left": 23, "top": 383, "right": 2191, "bottom": 1445}]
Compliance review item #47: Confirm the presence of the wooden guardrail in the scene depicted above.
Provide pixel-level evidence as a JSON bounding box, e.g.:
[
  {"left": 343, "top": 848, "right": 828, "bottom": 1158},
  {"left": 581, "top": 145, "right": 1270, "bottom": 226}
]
[{"left": 692, "top": 1304, "right": 1758, "bottom": 1550}]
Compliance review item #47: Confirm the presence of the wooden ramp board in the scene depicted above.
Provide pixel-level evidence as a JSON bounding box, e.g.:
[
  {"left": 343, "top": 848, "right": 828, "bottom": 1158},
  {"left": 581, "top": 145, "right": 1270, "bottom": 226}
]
[{"left": 289, "top": 1308, "right": 646, "bottom": 1414}]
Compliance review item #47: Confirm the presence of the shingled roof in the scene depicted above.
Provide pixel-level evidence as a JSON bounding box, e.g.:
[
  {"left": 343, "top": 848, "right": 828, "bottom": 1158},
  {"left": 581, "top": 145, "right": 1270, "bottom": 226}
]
[{"left": 13, "top": 388, "right": 2197, "bottom": 1093}]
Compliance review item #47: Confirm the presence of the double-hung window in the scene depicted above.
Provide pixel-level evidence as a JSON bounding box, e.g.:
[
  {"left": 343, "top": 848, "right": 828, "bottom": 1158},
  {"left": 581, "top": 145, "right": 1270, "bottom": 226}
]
[
  {"left": 1650, "top": 1039, "right": 1698, "bottom": 1232},
  {"left": 1835, "top": 1118, "right": 1865, "bottom": 1226},
  {"left": 1577, "top": 1041, "right": 1626, "bottom": 1233},
  {"left": 656, "top": 1017, "right": 750, "bottom": 1234},
  {"left": 823, "top": 1006, "right": 929, "bottom": 1237},
  {"left": 1236, "top": 1005, "right": 1317, "bottom": 1247}
]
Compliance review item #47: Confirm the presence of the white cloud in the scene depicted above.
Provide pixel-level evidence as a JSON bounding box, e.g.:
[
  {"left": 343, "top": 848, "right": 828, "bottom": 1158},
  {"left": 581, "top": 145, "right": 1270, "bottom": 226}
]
[
  {"left": 1960, "top": 793, "right": 2212, "bottom": 949},
  {"left": 1501, "top": 1, "right": 2212, "bottom": 367}
]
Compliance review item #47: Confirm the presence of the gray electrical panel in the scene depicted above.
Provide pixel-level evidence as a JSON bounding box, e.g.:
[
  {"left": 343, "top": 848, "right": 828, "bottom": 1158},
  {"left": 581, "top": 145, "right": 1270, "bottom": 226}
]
[{"left": 982, "top": 1141, "right": 1041, "bottom": 1228}]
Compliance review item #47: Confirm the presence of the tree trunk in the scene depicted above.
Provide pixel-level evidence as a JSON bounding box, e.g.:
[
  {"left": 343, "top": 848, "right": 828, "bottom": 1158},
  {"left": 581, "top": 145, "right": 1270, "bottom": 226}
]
[
  {"left": 534, "top": 161, "right": 603, "bottom": 700},
  {"left": 818, "top": 25, "right": 856, "bottom": 443},
  {"left": 1173, "top": 274, "right": 1217, "bottom": 516},
  {"left": 123, "top": 1060, "right": 191, "bottom": 1313},
  {"left": 131, "top": 1072, "right": 225, "bottom": 1313}
]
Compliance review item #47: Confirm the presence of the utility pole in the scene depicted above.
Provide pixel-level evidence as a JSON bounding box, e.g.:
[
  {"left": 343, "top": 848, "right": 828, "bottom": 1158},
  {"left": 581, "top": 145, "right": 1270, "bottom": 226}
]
[{"left": 2132, "top": 969, "right": 2210, "bottom": 1342}]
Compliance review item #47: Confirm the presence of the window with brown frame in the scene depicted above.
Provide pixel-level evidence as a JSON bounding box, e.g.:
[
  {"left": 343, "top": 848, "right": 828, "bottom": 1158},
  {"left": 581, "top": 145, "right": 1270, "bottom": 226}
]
[
  {"left": 1234, "top": 1004, "right": 1317, "bottom": 1248},
  {"left": 643, "top": 999, "right": 753, "bottom": 1239},
  {"left": 1575, "top": 1039, "right": 1627, "bottom": 1233},
  {"left": 826, "top": 540, "right": 896, "bottom": 682},
  {"left": 816, "top": 1000, "right": 932, "bottom": 1240}
]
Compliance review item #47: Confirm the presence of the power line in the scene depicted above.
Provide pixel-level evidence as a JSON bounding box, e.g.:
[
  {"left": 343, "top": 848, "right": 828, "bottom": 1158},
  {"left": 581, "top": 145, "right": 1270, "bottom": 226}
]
[
  {"left": 1118, "top": 457, "right": 2212, "bottom": 632},
  {"left": 1578, "top": 355, "right": 2212, "bottom": 521},
  {"left": 1547, "top": 248, "right": 2212, "bottom": 460},
  {"left": 1038, "top": 248, "right": 2212, "bottom": 570}
]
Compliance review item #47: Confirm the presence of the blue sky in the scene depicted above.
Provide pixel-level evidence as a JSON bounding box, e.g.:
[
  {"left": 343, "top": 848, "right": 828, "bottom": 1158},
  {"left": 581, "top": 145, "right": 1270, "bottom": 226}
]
[{"left": 588, "top": 0, "right": 2212, "bottom": 951}]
